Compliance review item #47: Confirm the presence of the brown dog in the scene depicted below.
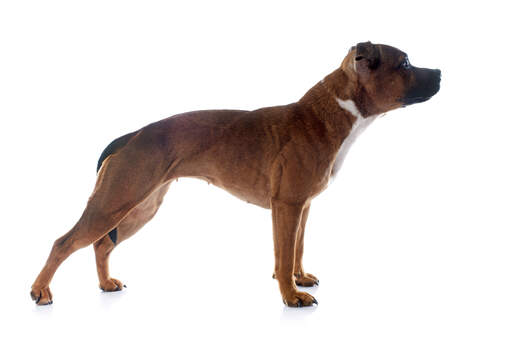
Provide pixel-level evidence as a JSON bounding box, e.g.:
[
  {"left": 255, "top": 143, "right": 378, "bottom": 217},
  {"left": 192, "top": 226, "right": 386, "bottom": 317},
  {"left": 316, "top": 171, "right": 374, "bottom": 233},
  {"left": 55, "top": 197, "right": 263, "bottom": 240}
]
[{"left": 31, "top": 42, "right": 440, "bottom": 307}]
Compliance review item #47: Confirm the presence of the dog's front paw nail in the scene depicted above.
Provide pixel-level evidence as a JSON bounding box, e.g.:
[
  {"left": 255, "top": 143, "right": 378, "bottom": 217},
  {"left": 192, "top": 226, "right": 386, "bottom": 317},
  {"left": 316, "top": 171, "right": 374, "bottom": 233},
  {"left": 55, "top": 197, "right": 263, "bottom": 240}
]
[
  {"left": 295, "top": 272, "right": 319, "bottom": 287},
  {"left": 99, "top": 278, "right": 125, "bottom": 292},
  {"left": 282, "top": 291, "right": 317, "bottom": 307}
]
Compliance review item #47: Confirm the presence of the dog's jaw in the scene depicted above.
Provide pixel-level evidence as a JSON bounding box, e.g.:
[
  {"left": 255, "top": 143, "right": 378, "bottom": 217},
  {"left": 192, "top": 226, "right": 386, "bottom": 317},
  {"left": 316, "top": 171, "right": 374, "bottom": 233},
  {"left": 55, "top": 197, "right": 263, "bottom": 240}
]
[{"left": 330, "top": 98, "right": 377, "bottom": 180}]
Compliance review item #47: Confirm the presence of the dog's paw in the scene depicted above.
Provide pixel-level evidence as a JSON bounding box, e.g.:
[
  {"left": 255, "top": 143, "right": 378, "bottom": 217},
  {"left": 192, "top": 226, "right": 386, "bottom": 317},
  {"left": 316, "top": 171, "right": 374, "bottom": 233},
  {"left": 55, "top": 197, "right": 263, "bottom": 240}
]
[
  {"left": 30, "top": 286, "right": 53, "bottom": 305},
  {"left": 99, "top": 278, "right": 126, "bottom": 292},
  {"left": 282, "top": 290, "right": 318, "bottom": 307},
  {"left": 295, "top": 272, "right": 319, "bottom": 287}
]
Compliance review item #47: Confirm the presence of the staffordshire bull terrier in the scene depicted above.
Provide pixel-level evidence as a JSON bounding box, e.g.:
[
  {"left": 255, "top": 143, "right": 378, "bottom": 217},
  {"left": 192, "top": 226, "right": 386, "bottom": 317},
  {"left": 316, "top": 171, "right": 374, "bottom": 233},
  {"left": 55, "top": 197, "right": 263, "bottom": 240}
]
[{"left": 31, "top": 42, "right": 441, "bottom": 307}]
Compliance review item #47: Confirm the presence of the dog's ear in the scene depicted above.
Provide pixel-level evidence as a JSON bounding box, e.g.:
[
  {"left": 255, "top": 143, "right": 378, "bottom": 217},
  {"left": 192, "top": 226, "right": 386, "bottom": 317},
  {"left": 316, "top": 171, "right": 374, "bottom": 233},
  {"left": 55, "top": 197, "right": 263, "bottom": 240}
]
[{"left": 355, "top": 41, "right": 380, "bottom": 70}]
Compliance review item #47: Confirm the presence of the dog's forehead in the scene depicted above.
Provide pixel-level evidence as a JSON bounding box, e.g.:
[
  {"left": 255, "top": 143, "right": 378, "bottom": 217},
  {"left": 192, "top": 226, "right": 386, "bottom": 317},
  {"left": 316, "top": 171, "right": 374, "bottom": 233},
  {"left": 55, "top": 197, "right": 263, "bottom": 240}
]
[
  {"left": 348, "top": 43, "right": 406, "bottom": 59},
  {"left": 377, "top": 44, "right": 407, "bottom": 59}
]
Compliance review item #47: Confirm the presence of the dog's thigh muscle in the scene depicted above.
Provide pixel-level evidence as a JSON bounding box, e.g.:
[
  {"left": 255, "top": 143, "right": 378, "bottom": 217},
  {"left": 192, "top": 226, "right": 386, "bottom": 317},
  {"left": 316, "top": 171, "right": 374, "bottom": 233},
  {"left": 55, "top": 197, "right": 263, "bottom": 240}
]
[{"left": 115, "top": 182, "right": 171, "bottom": 243}]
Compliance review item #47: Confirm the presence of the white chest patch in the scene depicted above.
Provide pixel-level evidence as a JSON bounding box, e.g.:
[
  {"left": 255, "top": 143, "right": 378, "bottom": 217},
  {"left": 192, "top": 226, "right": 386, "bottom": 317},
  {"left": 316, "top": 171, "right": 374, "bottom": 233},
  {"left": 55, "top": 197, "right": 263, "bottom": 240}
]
[{"left": 330, "top": 98, "right": 376, "bottom": 180}]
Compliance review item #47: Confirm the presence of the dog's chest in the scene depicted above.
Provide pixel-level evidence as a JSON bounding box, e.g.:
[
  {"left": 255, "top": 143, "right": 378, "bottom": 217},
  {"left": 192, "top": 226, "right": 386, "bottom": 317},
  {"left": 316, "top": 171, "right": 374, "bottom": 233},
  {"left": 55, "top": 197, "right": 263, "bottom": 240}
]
[{"left": 330, "top": 99, "right": 376, "bottom": 180}]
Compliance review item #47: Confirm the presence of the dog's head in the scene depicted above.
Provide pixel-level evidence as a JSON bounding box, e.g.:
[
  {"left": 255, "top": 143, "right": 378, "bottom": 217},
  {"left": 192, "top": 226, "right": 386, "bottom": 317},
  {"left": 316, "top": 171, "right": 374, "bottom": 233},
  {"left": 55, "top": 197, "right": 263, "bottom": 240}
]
[{"left": 341, "top": 42, "right": 441, "bottom": 115}]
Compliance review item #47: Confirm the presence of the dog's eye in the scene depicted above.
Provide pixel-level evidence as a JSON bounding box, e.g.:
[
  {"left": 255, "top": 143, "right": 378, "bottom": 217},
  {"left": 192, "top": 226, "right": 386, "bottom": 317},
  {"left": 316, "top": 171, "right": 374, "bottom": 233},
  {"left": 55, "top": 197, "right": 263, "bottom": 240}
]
[{"left": 400, "top": 56, "right": 411, "bottom": 70}]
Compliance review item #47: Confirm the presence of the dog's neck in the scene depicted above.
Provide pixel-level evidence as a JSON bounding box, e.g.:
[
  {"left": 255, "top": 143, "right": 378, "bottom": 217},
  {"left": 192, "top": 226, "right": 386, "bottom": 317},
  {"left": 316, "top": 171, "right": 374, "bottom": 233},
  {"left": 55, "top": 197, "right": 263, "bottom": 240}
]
[
  {"left": 297, "top": 67, "right": 379, "bottom": 175},
  {"left": 298, "top": 68, "right": 373, "bottom": 139}
]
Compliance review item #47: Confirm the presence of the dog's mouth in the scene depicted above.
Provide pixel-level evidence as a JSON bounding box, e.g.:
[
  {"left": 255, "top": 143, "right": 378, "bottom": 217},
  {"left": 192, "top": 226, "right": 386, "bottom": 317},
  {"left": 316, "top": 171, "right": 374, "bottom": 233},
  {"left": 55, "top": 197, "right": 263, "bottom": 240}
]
[
  {"left": 401, "top": 67, "right": 441, "bottom": 107},
  {"left": 400, "top": 96, "right": 432, "bottom": 106}
]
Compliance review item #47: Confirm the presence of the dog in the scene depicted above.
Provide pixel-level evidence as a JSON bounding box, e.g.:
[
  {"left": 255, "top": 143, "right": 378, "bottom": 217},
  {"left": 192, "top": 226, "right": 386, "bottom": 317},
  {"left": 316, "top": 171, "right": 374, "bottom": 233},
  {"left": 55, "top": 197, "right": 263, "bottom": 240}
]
[{"left": 31, "top": 42, "right": 441, "bottom": 307}]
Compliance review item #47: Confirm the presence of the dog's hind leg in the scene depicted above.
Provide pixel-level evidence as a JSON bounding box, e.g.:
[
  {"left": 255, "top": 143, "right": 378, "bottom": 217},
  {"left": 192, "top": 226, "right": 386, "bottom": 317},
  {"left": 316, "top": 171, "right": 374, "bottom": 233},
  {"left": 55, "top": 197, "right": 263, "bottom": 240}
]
[
  {"left": 30, "top": 204, "right": 132, "bottom": 305},
  {"left": 93, "top": 234, "right": 123, "bottom": 292},
  {"left": 30, "top": 147, "right": 170, "bottom": 305},
  {"left": 93, "top": 182, "right": 171, "bottom": 292}
]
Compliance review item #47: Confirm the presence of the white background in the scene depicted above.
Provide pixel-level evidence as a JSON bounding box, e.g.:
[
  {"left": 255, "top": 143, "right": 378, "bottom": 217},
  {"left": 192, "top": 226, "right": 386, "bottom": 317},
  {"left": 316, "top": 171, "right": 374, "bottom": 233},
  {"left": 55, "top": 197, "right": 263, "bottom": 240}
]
[{"left": 1, "top": 1, "right": 511, "bottom": 342}]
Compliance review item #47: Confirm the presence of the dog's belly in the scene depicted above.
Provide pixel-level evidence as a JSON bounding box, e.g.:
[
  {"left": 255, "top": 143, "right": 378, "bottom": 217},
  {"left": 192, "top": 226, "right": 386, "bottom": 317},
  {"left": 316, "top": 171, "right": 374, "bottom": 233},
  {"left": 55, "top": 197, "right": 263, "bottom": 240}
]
[
  {"left": 174, "top": 147, "right": 272, "bottom": 208},
  {"left": 192, "top": 167, "right": 271, "bottom": 209},
  {"left": 211, "top": 179, "right": 271, "bottom": 208}
]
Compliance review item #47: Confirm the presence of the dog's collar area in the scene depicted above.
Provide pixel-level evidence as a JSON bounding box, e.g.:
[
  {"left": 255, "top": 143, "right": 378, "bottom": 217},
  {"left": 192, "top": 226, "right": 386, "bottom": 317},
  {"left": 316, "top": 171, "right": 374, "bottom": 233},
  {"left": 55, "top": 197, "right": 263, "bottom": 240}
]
[
  {"left": 318, "top": 79, "right": 367, "bottom": 120},
  {"left": 335, "top": 98, "right": 363, "bottom": 120},
  {"left": 330, "top": 96, "right": 377, "bottom": 181}
]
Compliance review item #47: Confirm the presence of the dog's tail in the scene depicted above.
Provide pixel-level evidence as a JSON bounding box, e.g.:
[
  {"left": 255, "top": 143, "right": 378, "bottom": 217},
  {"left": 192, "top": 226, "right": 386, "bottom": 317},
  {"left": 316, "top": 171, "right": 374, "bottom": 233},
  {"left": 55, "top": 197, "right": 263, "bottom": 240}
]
[
  {"left": 96, "top": 130, "right": 138, "bottom": 244},
  {"left": 96, "top": 131, "right": 138, "bottom": 173}
]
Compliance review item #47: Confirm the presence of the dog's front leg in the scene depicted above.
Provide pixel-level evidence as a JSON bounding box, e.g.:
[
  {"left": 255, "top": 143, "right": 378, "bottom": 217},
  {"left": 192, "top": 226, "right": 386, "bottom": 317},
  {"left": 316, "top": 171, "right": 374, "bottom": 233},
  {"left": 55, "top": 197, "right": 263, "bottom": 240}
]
[
  {"left": 294, "top": 204, "right": 319, "bottom": 287},
  {"left": 271, "top": 199, "right": 317, "bottom": 307}
]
